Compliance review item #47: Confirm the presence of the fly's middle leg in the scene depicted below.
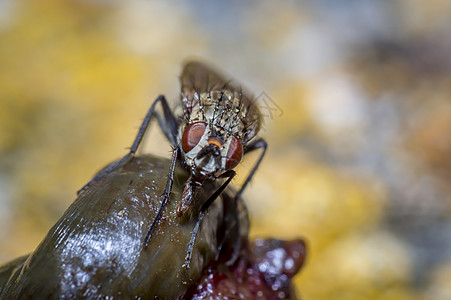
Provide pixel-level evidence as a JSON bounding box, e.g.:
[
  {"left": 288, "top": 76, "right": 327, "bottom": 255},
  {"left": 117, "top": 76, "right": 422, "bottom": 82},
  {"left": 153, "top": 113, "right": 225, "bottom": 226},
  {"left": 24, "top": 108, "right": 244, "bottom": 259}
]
[{"left": 77, "top": 95, "right": 178, "bottom": 194}]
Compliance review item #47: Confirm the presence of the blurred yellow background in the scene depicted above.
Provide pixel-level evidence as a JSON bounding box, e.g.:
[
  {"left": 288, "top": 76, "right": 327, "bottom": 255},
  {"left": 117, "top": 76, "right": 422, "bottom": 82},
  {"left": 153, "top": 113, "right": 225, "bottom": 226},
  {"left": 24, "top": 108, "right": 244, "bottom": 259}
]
[{"left": 1, "top": 0, "right": 451, "bottom": 299}]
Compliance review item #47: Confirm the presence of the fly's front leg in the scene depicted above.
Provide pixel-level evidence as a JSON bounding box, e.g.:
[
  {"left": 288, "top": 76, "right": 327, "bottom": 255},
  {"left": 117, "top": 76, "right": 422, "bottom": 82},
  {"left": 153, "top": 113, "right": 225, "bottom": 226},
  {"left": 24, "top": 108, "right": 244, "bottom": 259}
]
[
  {"left": 221, "top": 138, "right": 266, "bottom": 264},
  {"left": 183, "top": 170, "right": 236, "bottom": 269},
  {"left": 77, "top": 95, "right": 177, "bottom": 195}
]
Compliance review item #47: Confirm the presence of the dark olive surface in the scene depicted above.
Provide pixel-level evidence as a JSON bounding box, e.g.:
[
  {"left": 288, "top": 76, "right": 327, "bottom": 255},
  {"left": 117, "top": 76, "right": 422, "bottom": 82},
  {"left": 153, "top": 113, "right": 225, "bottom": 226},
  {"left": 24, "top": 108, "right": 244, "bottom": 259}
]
[{"left": 0, "top": 154, "right": 246, "bottom": 299}]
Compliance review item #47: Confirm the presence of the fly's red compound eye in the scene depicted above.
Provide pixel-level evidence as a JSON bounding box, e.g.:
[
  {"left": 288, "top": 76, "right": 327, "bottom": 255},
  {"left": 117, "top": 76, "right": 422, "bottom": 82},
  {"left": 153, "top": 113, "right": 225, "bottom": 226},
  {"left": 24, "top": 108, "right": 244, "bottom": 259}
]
[
  {"left": 181, "top": 122, "right": 207, "bottom": 153},
  {"left": 225, "top": 136, "right": 243, "bottom": 170}
]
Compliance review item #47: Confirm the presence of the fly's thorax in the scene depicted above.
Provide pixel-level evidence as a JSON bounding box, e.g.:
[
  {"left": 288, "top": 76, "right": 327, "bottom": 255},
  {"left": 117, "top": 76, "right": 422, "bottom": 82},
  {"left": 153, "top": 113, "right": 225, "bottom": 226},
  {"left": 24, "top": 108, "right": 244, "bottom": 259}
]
[{"left": 181, "top": 89, "right": 261, "bottom": 144}]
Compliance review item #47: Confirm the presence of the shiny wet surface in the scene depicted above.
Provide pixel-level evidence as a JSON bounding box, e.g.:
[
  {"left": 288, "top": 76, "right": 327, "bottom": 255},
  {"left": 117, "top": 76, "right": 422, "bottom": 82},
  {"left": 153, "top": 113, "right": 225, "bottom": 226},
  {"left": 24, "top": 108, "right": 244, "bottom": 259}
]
[{"left": 0, "top": 155, "right": 243, "bottom": 299}]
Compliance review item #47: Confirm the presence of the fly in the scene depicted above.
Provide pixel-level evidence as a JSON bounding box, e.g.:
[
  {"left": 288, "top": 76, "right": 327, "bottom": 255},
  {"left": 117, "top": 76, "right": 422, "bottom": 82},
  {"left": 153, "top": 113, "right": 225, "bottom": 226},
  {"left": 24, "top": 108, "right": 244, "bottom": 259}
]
[{"left": 78, "top": 61, "right": 267, "bottom": 268}]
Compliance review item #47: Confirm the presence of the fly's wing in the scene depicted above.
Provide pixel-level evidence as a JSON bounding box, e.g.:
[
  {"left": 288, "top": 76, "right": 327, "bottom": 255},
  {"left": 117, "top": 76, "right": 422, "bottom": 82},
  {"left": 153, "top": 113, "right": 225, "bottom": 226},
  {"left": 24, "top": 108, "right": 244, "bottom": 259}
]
[
  {"left": 181, "top": 61, "right": 262, "bottom": 143},
  {"left": 181, "top": 61, "right": 228, "bottom": 97}
]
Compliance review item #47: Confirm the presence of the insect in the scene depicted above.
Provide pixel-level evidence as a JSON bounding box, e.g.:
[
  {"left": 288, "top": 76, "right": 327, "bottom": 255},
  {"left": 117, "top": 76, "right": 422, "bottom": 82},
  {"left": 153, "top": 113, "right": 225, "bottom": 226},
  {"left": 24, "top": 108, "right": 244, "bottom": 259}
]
[{"left": 79, "top": 61, "right": 267, "bottom": 267}]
